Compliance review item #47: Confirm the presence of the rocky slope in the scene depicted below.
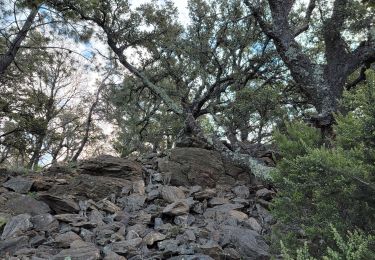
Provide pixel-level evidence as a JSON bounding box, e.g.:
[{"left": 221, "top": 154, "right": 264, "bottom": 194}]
[{"left": 0, "top": 148, "right": 276, "bottom": 260}]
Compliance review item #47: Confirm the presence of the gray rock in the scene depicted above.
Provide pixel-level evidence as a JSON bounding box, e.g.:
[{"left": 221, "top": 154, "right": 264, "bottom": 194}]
[
  {"left": 105, "top": 238, "right": 142, "bottom": 255},
  {"left": 48, "top": 174, "right": 133, "bottom": 200},
  {"left": 89, "top": 210, "right": 106, "bottom": 226},
  {"left": 220, "top": 226, "right": 269, "bottom": 259},
  {"left": 158, "top": 148, "right": 227, "bottom": 187},
  {"left": 78, "top": 155, "right": 143, "bottom": 180},
  {"left": 129, "top": 211, "right": 151, "bottom": 225},
  {"left": 208, "top": 197, "right": 230, "bottom": 206},
  {"left": 232, "top": 185, "right": 250, "bottom": 199},
  {"left": 126, "top": 224, "right": 147, "bottom": 238},
  {"left": 143, "top": 231, "right": 166, "bottom": 245},
  {"left": 196, "top": 241, "right": 224, "bottom": 259},
  {"left": 54, "top": 231, "right": 82, "bottom": 248},
  {"left": 193, "top": 188, "right": 216, "bottom": 200},
  {"left": 174, "top": 214, "right": 195, "bottom": 226},
  {"left": 4, "top": 195, "right": 51, "bottom": 216},
  {"left": 120, "top": 194, "right": 146, "bottom": 211},
  {"left": 1, "top": 213, "right": 33, "bottom": 239},
  {"left": 154, "top": 218, "right": 163, "bottom": 229},
  {"left": 38, "top": 194, "right": 79, "bottom": 214},
  {"left": 30, "top": 234, "right": 46, "bottom": 247},
  {"left": 132, "top": 180, "right": 145, "bottom": 195},
  {"left": 0, "top": 236, "right": 29, "bottom": 257},
  {"left": 97, "top": 199, "right": 121, "bottom": 213},
  {"left": 147, "top": 189, "right": 159, "bottom": 201},
  {"left": 163, "top": 200, "right": 190, "bottom": 216},
  {"left": 103, "top": 251, "right": 126, "bottom": 260},
  {"left": 52, "top": 242, "right": 100, "bottom": 260},
  {"left": 80, "top": 228, "right": 95, "bottom": 243},
  {"left": 168, "top": 255, "right": 214, "bottom": 260},
  {"left": 31, "top": 213, "right": 58, "bottom": 232},
  {"left": 96, "top": 228, "right": 115, "bottom": 245},
  {"left": 244, "top": 217, "right": 263, "bottom": 233},
  {"left": 161, "top": 186, "right": 186, "bottom": 203},
  {"left": 255, "top": 188, "right": 275, "bottom": 201},
  {"left": 157, "top": 238, "right": 179, "bottom": 251},
  {"left": 3, "top": 177, "right": 34, "bottom": 193},
  {"left": 192, "top": 201, "right": 206, "bottom": 214},
  {"left": 55, "top": 214, "right": 87, "bottom": 223}
]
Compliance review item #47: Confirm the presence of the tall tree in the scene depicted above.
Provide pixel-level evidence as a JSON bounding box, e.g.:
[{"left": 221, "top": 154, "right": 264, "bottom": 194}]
[
  {"left": 0, "top": 1, "right": 41, "bottom": 76},
  {"left": 50, "top": 0, "right": 284, "bottom": 178},
  {"left": 245, "top": 0, "right": 375, "bottom": 133}
]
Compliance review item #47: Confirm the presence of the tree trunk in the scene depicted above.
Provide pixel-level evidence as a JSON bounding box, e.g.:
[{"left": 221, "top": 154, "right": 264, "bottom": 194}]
[
  {"left": 71, "top": 77, "right": 107, "bottom": 162},
  {"left": 0, "top": 7, "right": 39, "bottom": 77},
  {"left": 28, "top": 133, "right": 45, "bottom": 169}
]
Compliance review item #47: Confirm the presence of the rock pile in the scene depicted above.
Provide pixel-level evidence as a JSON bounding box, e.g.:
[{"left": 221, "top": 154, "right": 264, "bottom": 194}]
[{"left": 0, "top": 149, "right": 275, "bottom": 259}]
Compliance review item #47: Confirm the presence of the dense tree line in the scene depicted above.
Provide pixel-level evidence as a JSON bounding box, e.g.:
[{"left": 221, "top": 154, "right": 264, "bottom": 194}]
[{"left": 1, "top": 0, "right": 374, "bottom": 258}]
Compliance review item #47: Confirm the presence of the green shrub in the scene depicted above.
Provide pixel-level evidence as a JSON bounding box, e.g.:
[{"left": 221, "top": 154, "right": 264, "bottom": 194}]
[
  {"left": 272, "top": 73, "right": 375, "bottom": 257},
  {"left": 280, "top": 226, "right": 375, "bottom": 260}
]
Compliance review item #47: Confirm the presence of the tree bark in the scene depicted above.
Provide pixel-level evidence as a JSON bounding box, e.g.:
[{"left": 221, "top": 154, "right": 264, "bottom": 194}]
[
  {"left": 245, "top": 0, "right": 375, "bottom": 129},
  {"left": 0, "top": 7, "right": 39, "bottom": 77}
]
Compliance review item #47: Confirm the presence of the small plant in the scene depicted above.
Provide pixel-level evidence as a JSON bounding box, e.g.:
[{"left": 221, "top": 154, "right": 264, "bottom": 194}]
[{"left": 0, "top": 217, "right": 7, "bottom": 232}]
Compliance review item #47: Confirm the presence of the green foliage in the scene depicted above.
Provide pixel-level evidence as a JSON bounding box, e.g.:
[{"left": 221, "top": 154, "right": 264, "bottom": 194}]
[
  {"left": 281, "top": 226, "right": 375, "bottom": 260},
  {"left": 272, "top": 73, "right": 375, "bottom": 257},
  {"left": 274, "top": 121, "right": 322, "bottom": 159},
  {"left": 0, "top": 216, "right": 7, "bottom": 232}
]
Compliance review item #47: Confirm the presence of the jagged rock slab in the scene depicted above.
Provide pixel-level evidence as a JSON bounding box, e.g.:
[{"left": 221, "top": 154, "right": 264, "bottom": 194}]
[
  {"left": 78, "top": 155, "right": 143, "bottom": 180},
  {"left": 52, "top": 243, "right": 100, "bottom": 260},
  {"left": 220, "top": 225, "right": 269, "bottom": 259},
  {"left": 1, "top": 214, "right": 33, "bottom": 240},
  {"left": 38, "top": 194, "right": 79, "bottom": 214},
  {"left": 158, "top": 148, "right": 227, "bottom": 187},
  {"left": 3, "top": 194, "right": 51, "bottom": 216},
  {"left": 31, "top": 213, "right": 59, "bottom": 232},
  {"left": 3, "top": 177, "right": 34, "bottom": 193},
  {"left": 47, "top": 174, "right": 133, "bottom": 200},
  {"left": 0, "top": 236, "right": 29, "bottom": 257}
]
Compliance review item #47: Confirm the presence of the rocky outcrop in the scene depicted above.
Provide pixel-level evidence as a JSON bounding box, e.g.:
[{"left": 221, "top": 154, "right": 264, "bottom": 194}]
[
  {"left": 157, "top": 147, "right": 253, "bottom": 187},
  {"left": 0, "top": 152, "right": 276, "bottom": 259},
  {"left": 78, "top": 155, "right": 143, "bottom": 180}
]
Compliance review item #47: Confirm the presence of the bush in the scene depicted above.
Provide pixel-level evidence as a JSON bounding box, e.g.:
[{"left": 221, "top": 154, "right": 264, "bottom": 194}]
[
  {"left": 280, "top": 226, "right": 374, "bottom": 260},
  {"left": 272, "top": 73, "right": 375, "bottom": 257}
]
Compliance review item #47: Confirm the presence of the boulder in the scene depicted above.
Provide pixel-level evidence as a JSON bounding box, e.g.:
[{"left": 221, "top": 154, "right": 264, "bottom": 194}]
[
  {"left": 31, "top": 214, "right": 58, "bottom": 232},
  {"left": 158, "top": 148, "right": 256, "bottom": 187},
  {"left": 38, "top": 194, "right": 79, "bottom": 214},
  {"left": 3, "top": 177, "right": 34, "bottom": 193},
  {"left": 3, "top": 194, "right": 51, "bottom": 216},
  {"left": 78, "top": 155, "right": 143, "bottom": 180},
  {"left": 54, "top": 231, "right": 82, "bottom": 248},
  {"left": 0, "top": 236, "right": 29, "bottom": 257},
  {"left": 161, "top": 186, "right": 186, "bottom": 203},
  {"left": 105, "top": 238, "right": 142, "bottom": 255},
  {"left": 158, "top": 148, "right": 228, "bottom": 187},
  {"left": 52, "top": 242, "right": 100, "bottom": 260},
  {"left": 220, "top": 226, "right": 269, "bottom": 259},
  {"left": 47, "top": 174, "right": 133, "bottom": 200},
  {"left": 1, "top": 214, "right": 33, "bottom": 239},
  {"left": 256, "top": 188, "right": 276, "bottom": 201}
]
